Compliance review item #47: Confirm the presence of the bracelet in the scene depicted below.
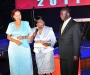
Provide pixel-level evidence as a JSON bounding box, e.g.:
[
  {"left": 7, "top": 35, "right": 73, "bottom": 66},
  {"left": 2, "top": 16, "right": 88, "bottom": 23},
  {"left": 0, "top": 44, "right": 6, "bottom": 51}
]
[
  {"left": 22, "top": 36, "right": 26, "bottom": 39},
  {"left": 24, "top": 36, "right": 26, "bottom": 39}
]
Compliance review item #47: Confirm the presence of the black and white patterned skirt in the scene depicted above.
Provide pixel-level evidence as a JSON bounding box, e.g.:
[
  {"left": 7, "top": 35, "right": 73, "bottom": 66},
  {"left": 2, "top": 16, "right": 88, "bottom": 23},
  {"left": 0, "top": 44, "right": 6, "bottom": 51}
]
[{"left": 35, "top": 50, "right": 55, "bottom": 74}]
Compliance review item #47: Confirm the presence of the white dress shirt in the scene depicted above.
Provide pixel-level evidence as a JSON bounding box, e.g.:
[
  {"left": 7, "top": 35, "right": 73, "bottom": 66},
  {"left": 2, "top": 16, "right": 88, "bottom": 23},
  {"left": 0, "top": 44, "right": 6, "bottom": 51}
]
[{"left": 61, "top": 17, "right": 71, "bottom": 34}]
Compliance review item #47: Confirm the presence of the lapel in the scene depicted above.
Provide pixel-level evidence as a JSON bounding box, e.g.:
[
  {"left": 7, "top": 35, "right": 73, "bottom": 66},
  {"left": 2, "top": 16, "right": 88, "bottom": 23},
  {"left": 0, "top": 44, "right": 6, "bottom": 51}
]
[
  {"left": 59, "top": 23, "right": 62, "bottom": 36},
  {"left": 61, "top": 19, "right": 73, "bottom": 36},
  {"left": 40, "top": 26, "right": 49, "bottom": 39}
]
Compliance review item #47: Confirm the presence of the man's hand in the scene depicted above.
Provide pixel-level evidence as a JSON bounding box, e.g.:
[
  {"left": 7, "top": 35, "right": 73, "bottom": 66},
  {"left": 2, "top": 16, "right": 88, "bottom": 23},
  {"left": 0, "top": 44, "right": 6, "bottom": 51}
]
[{"left": 74, "top": 56, "right": 78, "bottom": 61}]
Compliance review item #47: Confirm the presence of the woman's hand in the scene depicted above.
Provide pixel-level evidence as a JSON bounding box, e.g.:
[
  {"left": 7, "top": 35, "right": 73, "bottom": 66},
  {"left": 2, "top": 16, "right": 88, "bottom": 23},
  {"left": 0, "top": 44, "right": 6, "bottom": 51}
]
[
  {"left": 17, "top": 36, "right": 23, "bottom": 40},
  {"left": 25, "top": 34, "right": 29, "bottom": 39},
  {"left": 14, "top": 40, "right": 22, "bottom": 46},
  {"left": 35, "top": 40, "right": 45, "bottom": 43},
  {"left": 35, "top": 40, "right": 51, "bottom": 47},
  {"left": 42, "top": 42, "right": 51, "bottom": 47},
  {"left": 7, "top": 34, "right": 22, "bottom": 46},
  {"left": 17, "top": 34, "right": 29, "bottom": 40},
  {"left": 32, "top": 32, "right": 37, "bottom": 38}
]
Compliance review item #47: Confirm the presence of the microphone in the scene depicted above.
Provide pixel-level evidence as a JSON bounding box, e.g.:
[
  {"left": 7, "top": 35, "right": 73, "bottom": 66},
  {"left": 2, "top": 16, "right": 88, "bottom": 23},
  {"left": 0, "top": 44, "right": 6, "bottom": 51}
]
[
  {"left": 35, "top": 28, "right": 38, "bottom": 34},
  {"left": 33, "top": 28, "right": 38, "bottom": 39}
]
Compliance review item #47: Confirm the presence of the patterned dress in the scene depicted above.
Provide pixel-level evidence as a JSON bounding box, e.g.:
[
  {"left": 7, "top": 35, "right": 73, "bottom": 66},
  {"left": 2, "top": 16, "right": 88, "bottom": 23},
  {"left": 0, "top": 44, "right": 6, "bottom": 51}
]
[
  {"left": 35, "top": 50, "right": 55, "bottom": 74},
  {"left": 6, "top": 21, "right": 33, "bottom": 75}
]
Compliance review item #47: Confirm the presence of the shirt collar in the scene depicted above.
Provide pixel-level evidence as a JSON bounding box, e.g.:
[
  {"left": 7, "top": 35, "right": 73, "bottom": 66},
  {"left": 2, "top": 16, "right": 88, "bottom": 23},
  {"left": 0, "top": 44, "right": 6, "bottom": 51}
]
[{"left": 64, "top": 17, "right": 71, "bottom": 24}]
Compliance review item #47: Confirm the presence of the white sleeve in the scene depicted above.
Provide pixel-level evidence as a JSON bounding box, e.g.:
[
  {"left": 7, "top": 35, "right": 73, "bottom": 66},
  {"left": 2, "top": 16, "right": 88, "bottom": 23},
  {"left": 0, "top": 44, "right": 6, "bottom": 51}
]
[
  {"left": 28, "top": 28, "right": 34, "bottom": 43},
  {"left": 6, "top": 23, "right": 12, "bottom": 35},
  {"left": 48, "top": 28, "right": 57, "bottom": 47}
]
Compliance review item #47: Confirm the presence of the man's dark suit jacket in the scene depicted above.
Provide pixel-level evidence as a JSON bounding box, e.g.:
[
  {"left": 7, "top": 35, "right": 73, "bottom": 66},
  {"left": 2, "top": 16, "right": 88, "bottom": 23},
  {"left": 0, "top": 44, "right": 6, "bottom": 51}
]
[{"left": 59, "top": 19, "right": 81, "bottom": 59}]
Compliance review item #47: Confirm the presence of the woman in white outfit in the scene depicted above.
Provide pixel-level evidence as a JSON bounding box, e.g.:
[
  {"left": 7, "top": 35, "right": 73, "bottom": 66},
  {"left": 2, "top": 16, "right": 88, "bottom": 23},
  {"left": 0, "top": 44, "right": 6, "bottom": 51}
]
[{"left": 29, "top": 16, "right": 56, "bottom": 75}]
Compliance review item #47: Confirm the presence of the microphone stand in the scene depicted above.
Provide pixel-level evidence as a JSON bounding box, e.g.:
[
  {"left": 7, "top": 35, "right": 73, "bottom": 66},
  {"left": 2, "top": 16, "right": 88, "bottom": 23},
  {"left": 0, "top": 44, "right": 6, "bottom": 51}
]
[
  {"left": 0, "top": 26, "right": 3, "bottom": 30},
  {"left": 31, "top": 6, "right": 35, "bottom": 27}
]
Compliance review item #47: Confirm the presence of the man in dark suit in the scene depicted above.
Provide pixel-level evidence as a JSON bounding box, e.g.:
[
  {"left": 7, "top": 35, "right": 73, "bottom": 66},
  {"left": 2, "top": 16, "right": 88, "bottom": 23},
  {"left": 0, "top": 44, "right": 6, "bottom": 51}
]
[{"left": 59, "top": 7, "right": 81, "bottom": 75}]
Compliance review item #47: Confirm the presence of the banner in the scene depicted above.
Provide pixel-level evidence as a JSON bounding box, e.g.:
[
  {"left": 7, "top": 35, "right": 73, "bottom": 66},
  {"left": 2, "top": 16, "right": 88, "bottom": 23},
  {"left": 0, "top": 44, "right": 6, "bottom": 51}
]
[
  {"left": 68, "top": 0, "right": 90, "bottom": 6},
  {"left": 16, "top": 0, "right": 33, "bottom": 9},
  {"left": 16, "top": 0, "right": 90, "bottom": 9}
]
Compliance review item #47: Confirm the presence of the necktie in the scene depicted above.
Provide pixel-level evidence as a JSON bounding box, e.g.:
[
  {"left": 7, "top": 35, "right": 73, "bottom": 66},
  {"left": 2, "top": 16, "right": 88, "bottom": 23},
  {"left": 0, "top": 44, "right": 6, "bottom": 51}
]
[{"left": 61, "top": 21, "right": 66, "bottom": 34}]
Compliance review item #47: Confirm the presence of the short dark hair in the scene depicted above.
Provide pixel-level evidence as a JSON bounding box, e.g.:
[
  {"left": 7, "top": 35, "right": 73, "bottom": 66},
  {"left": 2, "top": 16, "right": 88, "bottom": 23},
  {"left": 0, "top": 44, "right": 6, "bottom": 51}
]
[
  {"left": 11, "top": 9, "right": 20, "bottom": 20},
  {"left": 34, "top": 16, "right": 43, "bottom": 23},
  {"left": 61, "top": 7, "right": 71, "bottom": 14}
]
